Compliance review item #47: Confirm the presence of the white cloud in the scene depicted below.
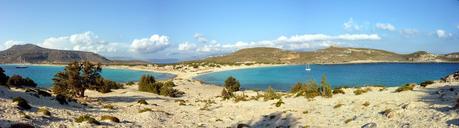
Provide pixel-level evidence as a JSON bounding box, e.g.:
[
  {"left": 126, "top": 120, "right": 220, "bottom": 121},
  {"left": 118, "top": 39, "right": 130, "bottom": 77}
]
[
  {"left": 1, "top": 40, "right": 27, "bottom": 50},
  {"left": 129, "top": 34, "right": 170, "bottom": 53},
  {"left": 189, "top": 33, "right": 381, "bottom": 53},
  {"left": 194, "top": 33, "right": 208, "bottom": 43},
  {"left": 178, "top": 41, "right": 197, "bottom": 51},
  {"left": 399, "top": 29, "right": 418, "bottom": 37},
  {"left": 41, "top": 31, "right": 120, "bottom": 53},
  {"left": 376, "top": 23, "right": 396, "bottom": 31},
  {"left": 343, "top": 18, "right": 360, "bottom": 31},
  {"left": 436, "top": 29, "right": 452, "bottom": 38}
]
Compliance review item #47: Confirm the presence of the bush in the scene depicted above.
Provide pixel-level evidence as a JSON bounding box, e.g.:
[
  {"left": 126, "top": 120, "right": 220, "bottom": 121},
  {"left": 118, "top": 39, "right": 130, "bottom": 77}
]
[
  {"left": 138, "top": 76, "right": 183, "bottom": 97},
  {"left": 96, "top": 78, "right": 123, "bottom": 93},
  {"left": 332, "top": 88, "right": 345, "bottom": 94},
  {"left": 126, "top": 81, "right": 135, "bottom": 86},
  {"left": 233, "top": 93, "right": 249, "bottom": 102},
  {"left": 37, "top": 108, "right": 51, "bottom": 116},
  {"left": 55, "top": 94, "right": 68, "bottom": 105},
  {"left": 0, "top": 67, "right": 9, "bottom": 86},
  {"left": 263, "top": 86, "right": 281, "bottom": 101},
  {"left": 7, "top": 75, "right": 37, "bottom": 88},
  {"left": 138, "top": 108, "right": 153, "bottom": 113},
  {"left": 362, "top": 101, "right": 370, "bottom": 107},
  {"left": 420, "top": 80, "right": 434, "bottom": 87},
  {"left": 290, "top": 82, "right": 303, "bottom": 94},
  {"left": 13, "top": 97, "right": 31, "bottom": 110},
  {"left": 224, "top": 76, "right": 240, "bottom": 93},
  {"left": 320, "top": 74, "right": 332, "bottom": 98},
  {"left": 395, "top": 83, "right": 415, "bottom": 92},
  {"left": 137, "top": 99, "right": 148, "bottom": 105},
  {"left": 274, "top": 99, "right": 284, "bottom": 107},
  {"left": 304, "top": 80, "right": 320, "bottom": 98},
  {"left": 102, "top": 104, "right": 115, "bottom": 109},
  {"left": 353, "top": 88, "right": 371, "bottom": 95},
  {"left": 100, "top": 115, "right": 120, "bottom": 123},
  {"left": 221, "top": 89, "right": 233, "bottom": 100},
  {"left": 75, "top": 115, "right": 100, "bottom": 125}
]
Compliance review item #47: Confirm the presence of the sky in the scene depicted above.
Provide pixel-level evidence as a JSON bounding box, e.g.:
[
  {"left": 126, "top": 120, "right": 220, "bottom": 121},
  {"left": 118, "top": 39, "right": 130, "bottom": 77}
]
[{"left": 1, "top": 0, "right": 459, "bottom": 62}]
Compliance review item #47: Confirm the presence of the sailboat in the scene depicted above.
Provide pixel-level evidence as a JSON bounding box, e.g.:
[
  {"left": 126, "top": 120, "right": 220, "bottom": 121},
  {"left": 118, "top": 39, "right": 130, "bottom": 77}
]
[
  {"left": 15, "top": 57, "right": 29, "bottom": 69},
  {"left": 305, "top": 64, "right": 311, "bottom": 71}
]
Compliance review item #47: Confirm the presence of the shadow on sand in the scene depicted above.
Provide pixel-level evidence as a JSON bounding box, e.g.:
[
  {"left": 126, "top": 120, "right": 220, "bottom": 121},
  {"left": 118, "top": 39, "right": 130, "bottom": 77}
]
[
  {"left": 418, "top": 82, "right": 459, "bottom": 126},
  {"left": 233, "top": 112, "right": 299, "bottom": 128}
]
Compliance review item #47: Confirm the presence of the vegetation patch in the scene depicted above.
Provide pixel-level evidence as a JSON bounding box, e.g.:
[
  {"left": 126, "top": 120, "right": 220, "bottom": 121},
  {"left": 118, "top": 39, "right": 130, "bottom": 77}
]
[
  {"left": 100, "top": 115, "right": 120, "bottom": 123},
  {"left": 290, "top": 75, "right": 332, "bottom": 99},
  {"left": 37, "top": 108, "right": 51, "bottom": 116},
  {"left": 138, "top": 108, "right": 153, "bottom": 113},
  {"left": 334, "top": 103, "right": 344, "bottom": 109},
  {"left": 353, "top": 88, "right": 371, "bottom": 95},
  {"left": 233, "top": 93, "right": 249, "bottom": 103},
  {"left": 13, "top": 97, "right": 32, "bottom": 110},
  {"left": 332, "top": 88, "right": 345, "bottom": 94},
  {"left": 362, "top": 101, "right": 370, "bottom": 107},
  {"left": 344, "top": 118, "right": 353, "bottom": 124},
  {"left": 137, "top": 99, "right": 148, "bottom": 105},
  {"left": 273, "top": 99, "right": 284, "bottom": 107},
  {"left": 263, "top": 86, "right": 281, "bottom": 101},
  {"left": 395, "top": 83, "right": 415, "bottom": 92},
  {"left": 138, "top": 75, "right": 183, "bottom": 97},
  {"left": 55, "top": 94, "right": 68, "bottom": 105},
  {"left": 7, "top": 75, "right": 37, "bottom": 88},
  {"left": 420, "top": 80, "right": 434, "bottom": 87},
  {"left": 75, "top": 115, "right": 100, "bottom": 125},
  {"left": 380, "top": 109, "right": 394, "bottom": 118},
  {"left": 221, "top": 76, "right": 240, "bottom": 100},
  {"left": 102, "top": 104, "right": 115, "bottom": 109}
]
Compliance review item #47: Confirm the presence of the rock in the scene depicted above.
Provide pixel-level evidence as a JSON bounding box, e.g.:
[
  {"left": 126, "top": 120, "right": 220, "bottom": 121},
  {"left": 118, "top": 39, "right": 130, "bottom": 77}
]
[
  {"left": 361, "top": 122, "right": 377, "bottom": 128},
  {"left": 442, "top": 71, "right": 459, "bottom": 82}
]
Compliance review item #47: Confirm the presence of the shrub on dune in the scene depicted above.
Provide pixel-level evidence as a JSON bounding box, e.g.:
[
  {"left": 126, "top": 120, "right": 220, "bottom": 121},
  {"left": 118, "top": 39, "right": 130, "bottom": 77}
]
[
  {"left": 420, "top": 80, "right": 434, "bottom": 87},
  {"left": 13, "top": 97, "right": 32, "bottom": 110},
  {"left": 263, "top": 86, "right": 281, "bottom": 101},
  {"left": 55, "top": 94, "right": 68, "bottom": 105},
  {"left": 290, "top": 82, "right": 303, "bottom": 94},
  {"left": 320, "top": 74, "right": 333, "bottom": 98},
  {"left": 332, "top": 88, "right": 345, "bottom": 94},
  {"left": 100, "top": 115, "right": 120, "bottom": 123},
  {"left": 137, "top": 99, "right": 148, "bottom": 105},
  {"left": 304, "top": 80, "right": 320, "bottom": 98},
  {"left": 138, "top": 75, "right": 183, "bottom": 97},
  {"left": 220, "top": 76, "right": 241, "bottom": 100},
  {"left": 75, "top": 115, "right": 100, "bottom": 125},
  {"left": 37, "top": 108, "right": 51, "bottom": 116},
  {"left": 395, "top": 83, "right": 415, "bottom": 92},
  {"left": 7, "top": 75, "right": 37, "bottom": 88}
]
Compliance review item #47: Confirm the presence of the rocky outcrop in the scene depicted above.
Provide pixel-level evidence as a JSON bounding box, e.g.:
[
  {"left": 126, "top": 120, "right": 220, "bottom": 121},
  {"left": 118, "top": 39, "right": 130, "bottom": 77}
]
[{"left": 442, "top": 71, "right": 459, "bottom": 82}]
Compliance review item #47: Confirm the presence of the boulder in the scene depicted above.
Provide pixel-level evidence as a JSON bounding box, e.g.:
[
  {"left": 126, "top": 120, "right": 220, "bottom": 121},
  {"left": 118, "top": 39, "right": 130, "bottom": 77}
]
[{"left": 442, "top": 71, "right": 459, "bottom": 82}]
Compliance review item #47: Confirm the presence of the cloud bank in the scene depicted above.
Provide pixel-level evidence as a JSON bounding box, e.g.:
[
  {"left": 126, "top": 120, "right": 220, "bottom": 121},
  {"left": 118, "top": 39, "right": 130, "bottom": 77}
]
[
  {"left": 436, "top": 29, "right": 452, "bottom": 38},
  {"left": 129, "top": 35, "right": 170, "bottom": 54},
  {"left": 376, "top": 23, "right": 396, "bottom": 31}
]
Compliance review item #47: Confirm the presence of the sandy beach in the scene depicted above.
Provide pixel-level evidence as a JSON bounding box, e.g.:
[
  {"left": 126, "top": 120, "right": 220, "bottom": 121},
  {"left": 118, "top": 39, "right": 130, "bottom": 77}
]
[{"left": 0, "top": 64, "right": 458, "bottom": 128}]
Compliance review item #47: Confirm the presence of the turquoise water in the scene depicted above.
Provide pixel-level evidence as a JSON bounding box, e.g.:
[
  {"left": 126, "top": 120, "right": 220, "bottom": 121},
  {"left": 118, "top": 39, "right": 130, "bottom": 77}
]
[
  {"left": 195, "top": 63, "right": 459, "bottom": 91},
  {"left": 0, "top": 65, "right": 175, "bottom": 88}
]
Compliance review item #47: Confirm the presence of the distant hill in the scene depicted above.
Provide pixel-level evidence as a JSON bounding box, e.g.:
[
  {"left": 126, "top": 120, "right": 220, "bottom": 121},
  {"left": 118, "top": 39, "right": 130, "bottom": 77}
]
[
  {"left": 0, "top": 44, "right": 111, "bottom": 64},
  {"left": 0, "top": 44, "right": 153, "bottom": 65},
  {"left": 202, "top": 46, "right": 459, "bottom": 64}
]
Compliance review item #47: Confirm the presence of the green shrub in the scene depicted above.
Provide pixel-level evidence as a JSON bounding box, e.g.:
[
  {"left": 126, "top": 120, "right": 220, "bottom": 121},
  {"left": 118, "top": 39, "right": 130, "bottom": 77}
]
[
  {"left": 274, "top": 99, "right": 284, "bottom": 107},
  {"left": 290, "top": 82, "right": 303, "bottom": 94},
  {"left": 75, "top": 115, "right": 100, "bottom": 125},
  {"left": 233, "top": 93, "right": 249, "bottom": 102},
  {"left": 13, "top": 97, "right": 31, "bottom": 110},
  {"left": 37, "top": 108, "right": 51, "bottom": 116},
  {"left": 334, "top": 103, "right": 344, "bottom": 109},
  {"left": 353, "top": 88, "right": 371, "bottom": 95},
  {"left": 362, "top": 101, "right": 370, "bottom": 107},
  {"left": 96, "top": 78, "right": 123, "bottom": 93},
  {"left": 7, "top": 75, "right": 37, "bottom": 88},
  {"left": 137, "top": 99, "right": 148, "bottom": 105},
  {"left": 138, "top": 75, "right": 157, "bottom": 92},
  {"left": 102, "top": 104, "right": 115, "bottom": 109},
  {"left": 320, "top": 74, "right": 332, "bottom": 98},
  {"left": 159, "top": 84, "right": 183, "bottom": 97},
  {"left": 55, "top": 94, "right": 68, "bottom": 105},
  {"left": 224, "top": 76, "right": 240, "bottom": 93},
  {"left": 420, "top": 80, "right": 434, "bottom": 87},
  {"left": 138, "top": 108, "right": 153, "bottom": 113},
  {"left": 304, "top": 80, "right": 320, "bottom": 98},
  {"left": 138, "top": 76, "right": 183, "bottom": 97},
  {"left": 126, "top": 81, "right": 135, "bottom": 86},
  {"left": 395, "top": 83, "right": 415, "bottom": 92},
  {"left": 263, "top": 86, "right": 281, "bottom": 101},
  {"left": 221, "top": 89, "right": 233, "bottom": 100},
  {"left": 100, "top": 115, "right": 120, "bottom": 123},
  {"left": 332, "top": 88, "right": 345, "bottom": 94}
]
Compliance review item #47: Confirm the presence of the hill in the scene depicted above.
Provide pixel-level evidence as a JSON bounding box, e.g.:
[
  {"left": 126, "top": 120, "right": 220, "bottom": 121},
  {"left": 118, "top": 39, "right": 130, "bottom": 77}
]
[{"left": 202, "top": 46, "right": 459, "bottom": 64}]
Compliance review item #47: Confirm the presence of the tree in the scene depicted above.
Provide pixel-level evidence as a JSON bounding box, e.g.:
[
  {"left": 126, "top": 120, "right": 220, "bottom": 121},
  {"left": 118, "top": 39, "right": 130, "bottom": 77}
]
[
  {"left": 51, "top": 61, "right": 107, "bottom": 98},
  {"left": 320, "top": 74, "right": 332, "bottom": 98},
  {"left": 224, "top": 76, "right": 240, "bottom": 93},
  {"left": 0, "top": 67, "right": 9, "bottom": 86}
]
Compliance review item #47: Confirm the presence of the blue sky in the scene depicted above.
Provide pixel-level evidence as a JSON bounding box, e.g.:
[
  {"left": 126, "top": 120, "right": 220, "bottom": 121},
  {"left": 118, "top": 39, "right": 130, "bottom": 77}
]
[{"left": 1, "top": 0, "right": 459, "bottom": 61}]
